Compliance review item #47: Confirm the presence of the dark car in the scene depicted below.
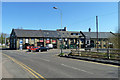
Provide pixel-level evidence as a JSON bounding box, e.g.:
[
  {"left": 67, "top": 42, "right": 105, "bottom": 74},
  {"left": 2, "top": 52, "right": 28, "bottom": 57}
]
[{"left": 36, "top": 47, "right": 49, "bottom": 52}]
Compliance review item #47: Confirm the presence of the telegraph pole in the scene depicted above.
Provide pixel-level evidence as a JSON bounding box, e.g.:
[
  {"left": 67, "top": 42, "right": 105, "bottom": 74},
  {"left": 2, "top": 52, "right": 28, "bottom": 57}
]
[{"left": 96, "top": 16, "right": 99, "bottom": 52}]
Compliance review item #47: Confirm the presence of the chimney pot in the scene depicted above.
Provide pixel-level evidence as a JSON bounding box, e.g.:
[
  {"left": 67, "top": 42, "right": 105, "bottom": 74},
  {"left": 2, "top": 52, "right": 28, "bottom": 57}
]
[
  {"left": 64, "top": 27, "right": 67, "bottom": 31},
  {"left": 89, "top": 28, "right": 91, "bottom": 32}
]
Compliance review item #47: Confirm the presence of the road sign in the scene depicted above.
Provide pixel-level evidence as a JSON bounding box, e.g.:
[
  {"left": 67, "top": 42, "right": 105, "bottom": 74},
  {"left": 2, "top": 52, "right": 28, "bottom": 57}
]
[{"left": 19, "top": 40, "right": 23, "bottom": 44}]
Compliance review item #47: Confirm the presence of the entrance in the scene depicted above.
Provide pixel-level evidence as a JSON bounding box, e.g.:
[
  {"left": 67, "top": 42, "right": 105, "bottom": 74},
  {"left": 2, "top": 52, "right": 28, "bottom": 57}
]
[
  {"left": 90, "top": 40, "right": 94, "bottom": 48},
  {"left": 37, "top": 42, "right": 44, "bottom": 47}
]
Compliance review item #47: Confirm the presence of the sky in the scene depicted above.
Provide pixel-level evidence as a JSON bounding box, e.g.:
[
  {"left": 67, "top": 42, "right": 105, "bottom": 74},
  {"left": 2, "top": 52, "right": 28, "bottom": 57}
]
[{"left": 2, "top": 2, "right": 118, "bottom": 34}]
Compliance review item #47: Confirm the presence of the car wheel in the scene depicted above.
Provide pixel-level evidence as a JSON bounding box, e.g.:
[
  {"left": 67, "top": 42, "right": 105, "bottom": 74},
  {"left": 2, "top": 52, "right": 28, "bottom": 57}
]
[{"left": 39, "top": 50, "right": 41, "bottom": 52}]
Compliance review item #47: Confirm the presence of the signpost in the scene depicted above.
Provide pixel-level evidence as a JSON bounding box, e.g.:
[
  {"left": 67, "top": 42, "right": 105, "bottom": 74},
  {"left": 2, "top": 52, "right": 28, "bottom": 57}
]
[{"left": 19, "top": 39, "right": 23, "bottom": 50}]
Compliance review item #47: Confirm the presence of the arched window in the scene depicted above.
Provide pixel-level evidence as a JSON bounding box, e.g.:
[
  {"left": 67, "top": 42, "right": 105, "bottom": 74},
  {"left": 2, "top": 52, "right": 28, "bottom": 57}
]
[{"left": 90, "top": 40, "right": 94, "bottom": 48}]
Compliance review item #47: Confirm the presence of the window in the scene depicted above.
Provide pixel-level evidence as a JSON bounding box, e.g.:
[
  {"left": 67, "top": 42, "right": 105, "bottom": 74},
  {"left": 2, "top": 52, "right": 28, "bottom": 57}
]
[
  {"left": 14, "top": 39, "right": 16, "bottom": 48},
  {"left": 103, "top": 39, "right": 106, "bottom": 41},
  {"left": 25, "top": 38, "right": 29, "bottom": 43},
  {"left": 87, "top": 41, "right": 89, "bottom": 44},
  {"left": 39, "top": 38, "right": 43, "bottom": 42},
  {"left": 81, "top": 39, "right": 84, "bottom": 43},
  {"left": 104, "top": 45, "right": 106, "bottom": 47},
  {"left": 11, "top": 34, "right": 14, "bottom": 37},
  {"left": 31, "top": 38, "right": 34, "bottom": 44},
  {"left": 73, "top": 33, "right": 76, "bottom": 35},
  {"left": 10, "top": 39, "right": 12, "bottom": 43},
  {"left": 70, "top": 39, "right": 74, "bottom": 44},
  {"left": 14, "top": 39, "right": 15, "bottom": 43},
  {"left": 39, "top": 38, "right": 43, "bottom": 40},
  {"left": 98, "top": 39, "right": 101, "bottom": 41},
  {"left": 71, "top": 33, "right": 80, "bottom": 35},
  {"left": 52, "top": 38, "right": 56, "bottom": 44},
  {"left": 46, "top": 38, "right": 49, "bottom": 40},
  {"left": 31, "top": 38, "right": 34, "bottom": 41},
  {"left": 78, "top": 33, "right": 80, "bottom": 35},
  {"left": 99, "top": 45, "right": 101, "bottom": 47},
  {"left": 46, "top": 38, "right": 50, "bottom": 44}
]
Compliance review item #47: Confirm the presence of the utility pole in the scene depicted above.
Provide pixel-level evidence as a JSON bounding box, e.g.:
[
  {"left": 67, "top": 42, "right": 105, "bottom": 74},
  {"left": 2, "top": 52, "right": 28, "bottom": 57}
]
[{"left": 96, "top": 16, "right": 99, "bottom": 52}]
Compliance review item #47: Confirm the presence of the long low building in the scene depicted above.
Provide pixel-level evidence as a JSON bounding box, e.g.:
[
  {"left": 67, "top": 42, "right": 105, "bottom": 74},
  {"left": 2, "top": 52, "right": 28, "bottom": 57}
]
[{"left": 10, "top": 27, "right": 115, "bottom": 50}]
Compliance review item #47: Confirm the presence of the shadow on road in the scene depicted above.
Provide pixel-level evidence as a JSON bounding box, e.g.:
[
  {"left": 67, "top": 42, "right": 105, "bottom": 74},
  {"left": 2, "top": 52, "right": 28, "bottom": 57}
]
[{"left": 0, "top": 48, "right": 16, "bottom": 50}]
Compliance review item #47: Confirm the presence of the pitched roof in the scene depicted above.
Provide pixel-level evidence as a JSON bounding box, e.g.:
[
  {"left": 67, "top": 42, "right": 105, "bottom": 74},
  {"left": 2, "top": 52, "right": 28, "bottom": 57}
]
[
  {"left": 13, "top": 29, "right": 115, "bottom": 38},
  {"left": 83, "top": 32, "right": 114, "bottom": 38},
  {"left": 13, "top": 29, "right": 82, "bottom": 38}
]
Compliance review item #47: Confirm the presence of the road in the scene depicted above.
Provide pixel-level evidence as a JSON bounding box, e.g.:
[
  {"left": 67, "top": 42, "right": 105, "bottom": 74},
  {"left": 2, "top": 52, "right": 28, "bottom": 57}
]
[{"left": 2, "top": 49, "right": 119, "bottom": 79}]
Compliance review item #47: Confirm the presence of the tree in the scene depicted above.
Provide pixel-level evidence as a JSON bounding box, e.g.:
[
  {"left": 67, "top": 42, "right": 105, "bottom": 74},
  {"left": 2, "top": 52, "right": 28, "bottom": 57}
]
[
  {"left": 0, "top": 33, "right": 9, "bottom": 44},
  {"left": 109, "top": 33, "right": 120, "bottom": 49}
]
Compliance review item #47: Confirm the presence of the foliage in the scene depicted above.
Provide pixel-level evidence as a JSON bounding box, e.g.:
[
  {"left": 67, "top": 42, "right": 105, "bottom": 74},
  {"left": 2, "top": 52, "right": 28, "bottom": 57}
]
[
  {"left": 58, "top": 53, "right": 64, "bottom": 56},
  {"left": 109, "top": 34, "right": 120, "bottom": 49},
  {"left": 0, "top": 33, "right": 9, "bottom": 44}
]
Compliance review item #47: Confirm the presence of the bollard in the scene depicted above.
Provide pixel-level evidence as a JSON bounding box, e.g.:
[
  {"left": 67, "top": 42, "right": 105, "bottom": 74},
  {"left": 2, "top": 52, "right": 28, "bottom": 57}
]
[{"left": 107, "top": 49, "right": 110, "bottom": 59}]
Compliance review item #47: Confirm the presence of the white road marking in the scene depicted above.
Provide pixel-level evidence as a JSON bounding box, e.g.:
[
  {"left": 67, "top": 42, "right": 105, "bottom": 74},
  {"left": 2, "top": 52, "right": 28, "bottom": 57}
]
[
  {"left": 39, "top": 58, "right": 50, "bottom": 62},
  {"left": 61, "top": 64, "right": 94, "bottom": 74}
]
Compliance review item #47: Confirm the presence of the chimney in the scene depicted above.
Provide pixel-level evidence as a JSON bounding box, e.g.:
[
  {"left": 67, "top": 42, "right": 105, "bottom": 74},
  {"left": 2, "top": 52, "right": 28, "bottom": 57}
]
[
  {"left": 64, "top": 27, "right": 67, "bottom": 31},
  {"left": 89, "top": 28, "right": 91, "bottom": 32}
]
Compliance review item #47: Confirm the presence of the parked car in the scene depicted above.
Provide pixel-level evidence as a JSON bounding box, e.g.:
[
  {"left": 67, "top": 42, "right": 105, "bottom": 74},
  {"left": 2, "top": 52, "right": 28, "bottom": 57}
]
[
  {"left": 46, "top": 44, "right": 53, "bottom": 49},
  {"left": 27, "top": 46, "right": 34, "bottom": 49},
  {"left": 36, "top": 47, "right": 49, "bottom": 52},
  {"left": 28, "top": 47, "right": 39, "bottom": 52}
]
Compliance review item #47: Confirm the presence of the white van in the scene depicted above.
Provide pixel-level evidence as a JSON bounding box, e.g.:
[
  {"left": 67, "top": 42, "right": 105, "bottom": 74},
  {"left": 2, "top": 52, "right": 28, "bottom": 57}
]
[{"left": 46, "top": 44, "right": 53, "bottom": 49}]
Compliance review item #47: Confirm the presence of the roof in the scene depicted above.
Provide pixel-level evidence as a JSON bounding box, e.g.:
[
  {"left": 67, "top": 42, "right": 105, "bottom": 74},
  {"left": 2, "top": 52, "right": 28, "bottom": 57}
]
[
  {"left": 13, "top": 29, "right": 82, "bottom": 38},
  {"left": 83, "top": 32, "right": 114, "bottom": 38},
  {"left": 13, "top": 29, "right": 115, "bottom": 38}
]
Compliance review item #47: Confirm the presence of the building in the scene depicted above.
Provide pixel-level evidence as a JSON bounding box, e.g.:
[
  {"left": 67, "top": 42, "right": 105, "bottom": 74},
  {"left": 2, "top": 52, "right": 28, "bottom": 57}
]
[{"left": 10, "top": 27, "right": 115, "bottom": 50}]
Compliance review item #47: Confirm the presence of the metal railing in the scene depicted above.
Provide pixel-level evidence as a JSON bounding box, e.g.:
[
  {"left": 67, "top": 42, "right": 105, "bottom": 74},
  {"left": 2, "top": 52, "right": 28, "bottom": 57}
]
[{"left": 69, "top": 48, "right": 120, "bottom": 61}]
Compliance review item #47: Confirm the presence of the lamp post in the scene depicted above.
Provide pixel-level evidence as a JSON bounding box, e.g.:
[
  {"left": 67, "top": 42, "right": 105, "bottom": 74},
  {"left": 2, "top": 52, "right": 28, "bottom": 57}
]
[{"left": 53, "top": 7, "right": 63, "bottom": 54}]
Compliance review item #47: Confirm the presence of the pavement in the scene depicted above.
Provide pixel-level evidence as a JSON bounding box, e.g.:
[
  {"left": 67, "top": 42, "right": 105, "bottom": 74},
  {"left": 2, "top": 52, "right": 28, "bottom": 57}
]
[
  {"left": 62, "top": 55, "right": 120, "bottom": 65},
  {"left": 1, "top": 49, "right": 119, "bottom": 79}
]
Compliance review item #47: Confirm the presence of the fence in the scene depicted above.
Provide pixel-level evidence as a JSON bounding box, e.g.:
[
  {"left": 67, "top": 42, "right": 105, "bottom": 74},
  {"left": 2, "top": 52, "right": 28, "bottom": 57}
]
[{"left": 69, "top": 48, "right": 120, "bottom": 61}]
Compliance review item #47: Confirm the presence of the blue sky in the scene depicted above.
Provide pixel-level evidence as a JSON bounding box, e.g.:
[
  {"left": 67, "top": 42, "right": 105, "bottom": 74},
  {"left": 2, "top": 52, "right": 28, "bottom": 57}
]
[{"left": 2, "top": 2, "right": 118, "bottom": 34}]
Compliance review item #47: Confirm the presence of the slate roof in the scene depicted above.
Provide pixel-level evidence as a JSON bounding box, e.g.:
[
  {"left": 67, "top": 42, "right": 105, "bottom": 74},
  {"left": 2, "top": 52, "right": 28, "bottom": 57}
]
[
  {"left": 13, "top": 29, "right": 82, "bottom": 38},
  {"left": 13, "top": 29, "right": 114, "bottom": 38},
  {"left": 83, "top": 32, "right": 115, "bottom": 38}
]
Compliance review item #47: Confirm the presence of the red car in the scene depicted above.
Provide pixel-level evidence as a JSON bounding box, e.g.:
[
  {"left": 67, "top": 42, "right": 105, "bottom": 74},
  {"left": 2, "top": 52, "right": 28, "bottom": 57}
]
[
  {"left": 27, "top": 46, "right": 34, "bottom": 49},
  {"left": 28, "top": 47, "right": 39, "bottom": 52}
]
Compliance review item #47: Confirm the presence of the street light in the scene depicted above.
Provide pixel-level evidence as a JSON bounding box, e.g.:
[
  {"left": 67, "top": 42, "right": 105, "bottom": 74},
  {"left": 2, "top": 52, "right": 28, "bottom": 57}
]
[
  {"left": 53, "top": 7, "right": 63, "bottom": 54},
  {"left": 53, "top": 7, "right": 57, "bottom": 9}
]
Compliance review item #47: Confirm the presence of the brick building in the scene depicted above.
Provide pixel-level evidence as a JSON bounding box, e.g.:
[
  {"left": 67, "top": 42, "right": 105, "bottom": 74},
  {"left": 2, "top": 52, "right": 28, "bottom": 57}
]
[{"left": 10, "top": 28, "right": 115, "bottom": 50}]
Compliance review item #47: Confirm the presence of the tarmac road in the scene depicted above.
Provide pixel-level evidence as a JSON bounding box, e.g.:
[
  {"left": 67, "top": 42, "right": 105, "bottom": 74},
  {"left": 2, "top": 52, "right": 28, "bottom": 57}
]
[{"left": 2, "top": 49, "right": 119, "bottom": 79}]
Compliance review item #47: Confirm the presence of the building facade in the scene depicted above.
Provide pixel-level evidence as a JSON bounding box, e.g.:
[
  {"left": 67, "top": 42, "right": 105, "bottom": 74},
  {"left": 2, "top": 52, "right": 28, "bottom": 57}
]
[{"left": 10, "top": 28, "right": 115, "bottom": 50}]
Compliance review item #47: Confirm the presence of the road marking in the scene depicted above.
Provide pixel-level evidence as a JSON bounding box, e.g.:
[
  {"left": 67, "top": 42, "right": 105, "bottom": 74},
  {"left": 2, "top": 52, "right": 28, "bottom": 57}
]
[
  {"left": 3, "top": 53, "right": 46, "bottom": 80},
  {"left": 39, "top": 58, "right": 50, "bottom": 62},
  {"left": 61, "top": 64, "right": 93, "bottom": 74}
]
